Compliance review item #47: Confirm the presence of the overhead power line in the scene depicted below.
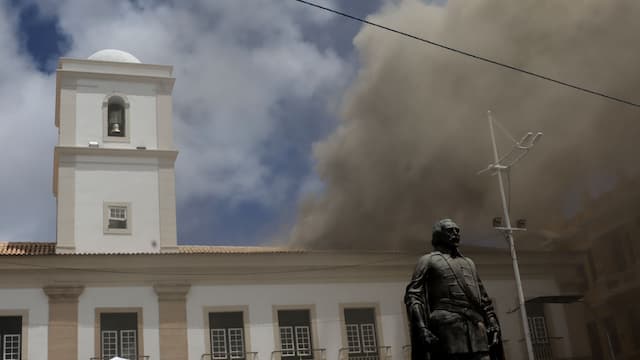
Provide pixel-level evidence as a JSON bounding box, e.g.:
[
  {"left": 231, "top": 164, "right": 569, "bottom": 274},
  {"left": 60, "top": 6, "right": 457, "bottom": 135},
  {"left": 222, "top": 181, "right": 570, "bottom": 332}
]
[{"left": 293, "top": 0, "right": 640, "bottom": 109}]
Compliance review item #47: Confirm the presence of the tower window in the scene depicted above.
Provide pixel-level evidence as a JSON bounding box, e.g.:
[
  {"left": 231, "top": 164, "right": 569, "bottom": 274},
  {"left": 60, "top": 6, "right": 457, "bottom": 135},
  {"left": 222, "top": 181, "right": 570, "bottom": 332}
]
[
  {"left": 102, "top": 94, "right": 130, "bottom": 142},
  {"left": 104, "top": 202, "right": 132, "bottom": 234},
  {"left": 109, "top": 206, "right": 127, "bottom": 229},
  {"left": 108, "top": 100, "right": 125, "bottom": 137}
]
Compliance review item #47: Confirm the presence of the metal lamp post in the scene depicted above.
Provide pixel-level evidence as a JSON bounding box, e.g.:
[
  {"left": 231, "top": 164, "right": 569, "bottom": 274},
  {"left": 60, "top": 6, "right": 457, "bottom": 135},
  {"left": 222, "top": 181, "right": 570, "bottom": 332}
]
[{"left": 478, "top": 110, "right": 542, "bottom": 360}]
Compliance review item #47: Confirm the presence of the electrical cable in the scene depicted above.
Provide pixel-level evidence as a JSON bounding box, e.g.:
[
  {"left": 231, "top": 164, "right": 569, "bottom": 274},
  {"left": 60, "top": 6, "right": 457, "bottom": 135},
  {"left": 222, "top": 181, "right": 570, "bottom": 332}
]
[
  {"left": 292, "top": 0, "right": 640, "bottom": 109},
  {"left": 493, "top": 118, "right": 518, "bottom": 145}
]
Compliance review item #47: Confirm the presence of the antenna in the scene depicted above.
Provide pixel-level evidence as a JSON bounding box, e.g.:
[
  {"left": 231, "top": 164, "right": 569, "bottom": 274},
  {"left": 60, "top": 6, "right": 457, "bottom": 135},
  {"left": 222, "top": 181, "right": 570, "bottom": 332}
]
[{"left": 478, "top": 110, "right": 543, "bottom": 360}]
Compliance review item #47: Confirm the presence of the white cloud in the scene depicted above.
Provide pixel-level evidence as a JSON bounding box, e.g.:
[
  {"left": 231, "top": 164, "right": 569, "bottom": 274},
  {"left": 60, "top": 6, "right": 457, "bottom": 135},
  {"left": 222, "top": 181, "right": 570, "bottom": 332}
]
[
  {"left": 0, "top": 2, "right": 57, "bottom": 241},
  {"left": 0, "top": 0, "right": 348, "bottom": 241}
]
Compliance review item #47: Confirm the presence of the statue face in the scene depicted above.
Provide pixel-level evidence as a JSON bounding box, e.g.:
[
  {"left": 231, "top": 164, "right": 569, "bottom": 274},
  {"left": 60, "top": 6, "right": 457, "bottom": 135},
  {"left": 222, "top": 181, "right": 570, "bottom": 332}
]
[{"left": 440, "top": 220, "right": 461, "bottom": 248}]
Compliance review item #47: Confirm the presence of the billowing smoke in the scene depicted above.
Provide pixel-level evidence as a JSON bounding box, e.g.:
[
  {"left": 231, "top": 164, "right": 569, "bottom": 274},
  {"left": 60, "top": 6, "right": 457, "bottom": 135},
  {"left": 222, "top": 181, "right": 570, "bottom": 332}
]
[{"left": 289, "top": 0, "right": 640, "bottom": 250}]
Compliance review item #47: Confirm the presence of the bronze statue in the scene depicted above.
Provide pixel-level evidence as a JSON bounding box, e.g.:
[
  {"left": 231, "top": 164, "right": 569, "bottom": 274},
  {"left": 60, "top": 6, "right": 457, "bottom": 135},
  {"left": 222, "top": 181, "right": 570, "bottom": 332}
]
[{"left": 404, "top": 219, "right": 505, "bottom": 360}]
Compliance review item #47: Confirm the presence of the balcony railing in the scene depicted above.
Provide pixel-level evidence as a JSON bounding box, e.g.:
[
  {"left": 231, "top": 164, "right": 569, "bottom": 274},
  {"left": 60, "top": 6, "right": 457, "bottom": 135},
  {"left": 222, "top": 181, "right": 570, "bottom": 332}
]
[
  {"left": 90, "top": 356, "right": 150, "bottom": 360},
  {"left": 338, "top": 346, "right": 392, "bottom": 360},
  {"left": 532, "top": 343, "right": 552, "bottom": 360},
  {"left": 271, "top": 348, "right": 326, "bottom": 360},
  {"left": 201, "top": 352, "right": 259, "bottom": 360}
]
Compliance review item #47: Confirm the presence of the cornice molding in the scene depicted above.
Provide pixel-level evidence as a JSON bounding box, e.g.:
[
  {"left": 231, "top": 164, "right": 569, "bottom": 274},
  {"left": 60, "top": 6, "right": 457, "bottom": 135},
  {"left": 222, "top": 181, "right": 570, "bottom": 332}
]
[
  {"left": 0, "top": 249, "right": 585, "bottom": 288},
  {"left": 43, "top": 285, "right": 84, "bottom": 302},
  {"left": 56, "top": 69, "right": 175, "bottom": 89},
  {"left": 58, "top": 57, "right": 173, "bottom": 73},
  {"left": 55, "top": 146, "right": 178, "bottom": 160},
  {"left": 153, "top": 283, "right": 191, "bottom": 301}
]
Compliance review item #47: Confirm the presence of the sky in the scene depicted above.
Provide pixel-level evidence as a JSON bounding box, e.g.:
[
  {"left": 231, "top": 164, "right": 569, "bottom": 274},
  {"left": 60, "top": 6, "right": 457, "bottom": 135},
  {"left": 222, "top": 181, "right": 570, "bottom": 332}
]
[
  {"left": 3, "top": 0, "right": 638, "bottom": 249},
  {"left": 0, "top": 0, "right": 386, "bottom": 245}
]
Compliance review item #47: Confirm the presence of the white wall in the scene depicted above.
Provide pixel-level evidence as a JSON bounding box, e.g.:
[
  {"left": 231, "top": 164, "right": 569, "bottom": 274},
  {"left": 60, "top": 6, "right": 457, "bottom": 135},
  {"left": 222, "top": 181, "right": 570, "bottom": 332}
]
[
  {"left": 484, "top": 278, "right": 572, "bottom": 360},
  {"left": 186, "top": 278, "right": 571, "bottom": 360},
  {"left": 187, "top": 282, "right": 409, "bottom": 360},
  {"left": 74, "top": 157, "right": 160, "bottom": 253},
  {"left": 75, "top": 80, "right": 158, "bottom": 149},
  {"left": 0, "top": 288, "right": 49, "bottom": 360},
  {"left": 78, "top": 287, "right": 160, "bottom": 360}
]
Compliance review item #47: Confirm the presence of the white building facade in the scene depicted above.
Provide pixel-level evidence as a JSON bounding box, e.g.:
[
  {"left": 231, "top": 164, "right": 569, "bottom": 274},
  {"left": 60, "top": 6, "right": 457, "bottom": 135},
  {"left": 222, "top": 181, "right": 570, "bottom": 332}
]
[{"left": 0, "top": 50, "right": 590, "bottom": 360}]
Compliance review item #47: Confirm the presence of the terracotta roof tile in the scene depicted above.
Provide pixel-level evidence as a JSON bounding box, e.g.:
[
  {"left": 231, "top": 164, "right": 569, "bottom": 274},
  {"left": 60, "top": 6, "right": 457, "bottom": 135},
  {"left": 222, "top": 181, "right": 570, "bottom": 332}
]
[
  {"left": 0, "top": 242, "right": 304, "bottom": 256},
  {"left": 0, "top": 242, "right": 56, "bottom": 256},
  {"left": 177, "top": 246, "right": 304, "bottom": 254}
]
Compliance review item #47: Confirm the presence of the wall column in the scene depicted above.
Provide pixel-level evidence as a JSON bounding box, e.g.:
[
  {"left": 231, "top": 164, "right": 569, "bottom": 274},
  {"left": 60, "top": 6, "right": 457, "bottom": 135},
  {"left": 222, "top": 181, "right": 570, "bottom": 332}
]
[
  {"left": 43, "top": 285, "right": 84, "bottom": 360},
  {"left": 154, "top": 283, "right": 190, "bottom": 360}
]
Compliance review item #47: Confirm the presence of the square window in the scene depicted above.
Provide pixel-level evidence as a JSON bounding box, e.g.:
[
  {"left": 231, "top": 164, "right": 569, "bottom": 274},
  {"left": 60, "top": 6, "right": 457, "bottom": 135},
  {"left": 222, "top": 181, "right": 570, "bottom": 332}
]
[
  {"left": 104, "top": 202, "right": 132, "bottom": 234},
  {"left": 109, "top": 207, "right": 127, "bottom": 229}
]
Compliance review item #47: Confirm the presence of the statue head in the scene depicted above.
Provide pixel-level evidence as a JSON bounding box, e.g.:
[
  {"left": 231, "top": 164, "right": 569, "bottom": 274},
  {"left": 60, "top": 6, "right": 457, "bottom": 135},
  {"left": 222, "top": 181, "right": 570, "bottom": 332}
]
[{"left": 432, "top": 218, "right": 461, "bottom": 249}]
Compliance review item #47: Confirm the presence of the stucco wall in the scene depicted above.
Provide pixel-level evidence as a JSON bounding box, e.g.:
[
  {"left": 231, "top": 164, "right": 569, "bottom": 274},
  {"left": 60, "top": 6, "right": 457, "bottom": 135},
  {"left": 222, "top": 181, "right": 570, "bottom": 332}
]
[
  {"left": 0, "top": 277, "right": 577, "bottom": 360},
  {"left": 0, "top": 289, "right": 49, "bottom": 360},
  {"left": 186, "top": 282, "right": 408, "bottom": 360},
  {"left": 184, "top": 278, "right": 572, "bottom": 360},
  {"left": 77, "top": 287, "right": 160, "bottom": 360},
  {"left": 483, "top": 279, "right": 573, "bottom": 360},
  {"left": 74, "top": 158, "right": 160, "bottom": 253}
]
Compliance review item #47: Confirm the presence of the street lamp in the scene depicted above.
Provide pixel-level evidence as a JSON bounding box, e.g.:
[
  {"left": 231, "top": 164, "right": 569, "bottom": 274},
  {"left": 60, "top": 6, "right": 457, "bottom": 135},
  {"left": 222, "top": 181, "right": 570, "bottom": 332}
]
[{"left": 478, "top": 110, "right": 542, "bottom": 360}]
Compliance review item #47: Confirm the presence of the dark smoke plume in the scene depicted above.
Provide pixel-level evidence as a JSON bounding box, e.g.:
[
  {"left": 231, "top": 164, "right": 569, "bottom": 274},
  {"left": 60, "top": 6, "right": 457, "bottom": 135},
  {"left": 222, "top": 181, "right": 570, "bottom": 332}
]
[{"left": 289, "top": 0, "right": 640, "bottom": 250}]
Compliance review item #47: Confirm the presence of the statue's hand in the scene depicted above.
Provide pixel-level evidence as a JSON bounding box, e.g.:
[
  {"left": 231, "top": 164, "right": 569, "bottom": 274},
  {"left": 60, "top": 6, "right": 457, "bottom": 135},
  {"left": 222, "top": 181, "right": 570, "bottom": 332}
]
[
  {"left": 419, "top": 328, "right": 439, "bottom": 348},
  {"left": 486, "top": 317, "right": 501, "bottom": 347}
]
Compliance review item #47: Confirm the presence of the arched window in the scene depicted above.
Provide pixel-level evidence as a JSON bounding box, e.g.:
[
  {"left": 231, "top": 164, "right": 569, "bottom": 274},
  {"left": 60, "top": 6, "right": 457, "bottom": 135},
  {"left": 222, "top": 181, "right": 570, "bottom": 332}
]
[
  {"left": 103, "top": 94, "right": 130, "bottom": 142},
  {"left": 107, "top": 96, "right": 126, "bottom": 137}
]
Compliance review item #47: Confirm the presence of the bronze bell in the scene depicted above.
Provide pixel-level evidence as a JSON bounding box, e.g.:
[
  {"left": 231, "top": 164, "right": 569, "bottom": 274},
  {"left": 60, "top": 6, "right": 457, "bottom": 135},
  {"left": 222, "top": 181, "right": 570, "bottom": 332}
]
[{"left": 110, "top": 122, "right": 121, "bottom": 134}]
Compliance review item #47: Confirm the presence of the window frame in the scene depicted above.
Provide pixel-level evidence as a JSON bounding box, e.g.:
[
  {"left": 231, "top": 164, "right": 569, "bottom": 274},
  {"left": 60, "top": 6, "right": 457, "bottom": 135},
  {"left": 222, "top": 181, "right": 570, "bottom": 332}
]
[
  {"left": 345, "top": 324, "right": 361, "bottom": 354},
  {"left": 3, "top": 333, "right": 20, "bottom": 360},
  {"left": 279, "top": 326, "right": 295, "bottom": 357},
  {"left": 340, "top": 302, "right": 382, "bottom": 359},
  {"left": 103, "top": 202, "right": 132, "bottom": 235},
  {"left": 102, "top": 94, "right": 131, "bottom": 143},
  {"left": 227, "top": 328, "right": 245, "bottom": 359},
  {"left": 205, "top": 306, "right": 251, "bottom": 360},
  {"left": 360, "top": 324, "right": 377, "bottom": 354},
  {"left": 340, "top": 304, "right": 384, "bottom": 360},
  {"left": 525, "top": 303, "right": 553, "bottom": 360},
  {"left": 0, "top": 311, "right": 27, "bottom": 360},
  {"left": 211, "top": 328, "right": 228, "bottom": 359},
  {"left": 94, "top": 308, "right": 143, "bottom": 360},
  {"left": 272, "top": 305, "right": 319, "bottom": 360},
  {"left": 294, "top": 326, "right": 311, "bottom": 357}
]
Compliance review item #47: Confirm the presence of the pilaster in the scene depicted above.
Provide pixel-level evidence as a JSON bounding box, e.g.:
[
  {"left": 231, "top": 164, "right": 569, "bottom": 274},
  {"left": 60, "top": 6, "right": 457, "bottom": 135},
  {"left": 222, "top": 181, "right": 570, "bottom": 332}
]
[
  {"left": 154, "top": 283, "right": 190, "bottom": 360},
  {"left": 43, "top": 285, "right": 84, "bottom": 360}
]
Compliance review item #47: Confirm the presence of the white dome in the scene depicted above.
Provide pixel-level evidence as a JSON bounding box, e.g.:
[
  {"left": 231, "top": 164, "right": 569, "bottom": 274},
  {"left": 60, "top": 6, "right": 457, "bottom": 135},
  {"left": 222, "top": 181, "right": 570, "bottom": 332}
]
[{"left": 88, "top": 49, "right": 141, "bottom": 63}]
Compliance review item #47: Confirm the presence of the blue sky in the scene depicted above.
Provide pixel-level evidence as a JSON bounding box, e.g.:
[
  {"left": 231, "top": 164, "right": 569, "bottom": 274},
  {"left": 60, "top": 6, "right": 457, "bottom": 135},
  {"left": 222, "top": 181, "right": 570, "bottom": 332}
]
[{"left": 0, "top": 0, "right": 385, "bottom": 245}]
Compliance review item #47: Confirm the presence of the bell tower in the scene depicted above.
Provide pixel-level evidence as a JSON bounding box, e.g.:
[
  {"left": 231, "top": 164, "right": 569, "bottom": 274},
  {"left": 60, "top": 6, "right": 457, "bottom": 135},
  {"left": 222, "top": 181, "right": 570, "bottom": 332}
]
[{"left": 53, "top": 49, "right": 178, "bottom": 254}]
